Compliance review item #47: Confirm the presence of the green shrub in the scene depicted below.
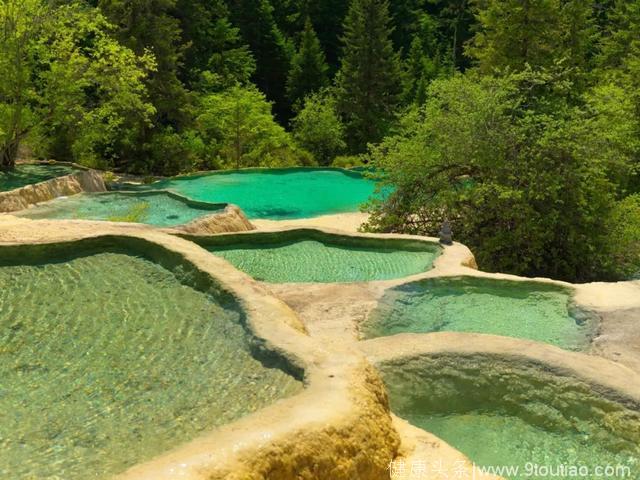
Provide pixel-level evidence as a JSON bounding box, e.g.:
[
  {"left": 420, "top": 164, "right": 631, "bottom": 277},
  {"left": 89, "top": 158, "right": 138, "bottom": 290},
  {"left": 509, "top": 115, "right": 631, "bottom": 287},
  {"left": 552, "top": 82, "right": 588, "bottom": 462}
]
[
  {"left": 195, "top": 86, "right": 307, "bottom": 169},
  {"left": 365, "top": 72, "right": 629, "bottom": 282},
  {"left": 292, "top": 91, "right": 346, "bottom": 166},
  {"left": 331, "top": 155, "right": 364, "bottom": 169},
  {"left": 603, "top": 195, "right": 640, "bottom": 280}
]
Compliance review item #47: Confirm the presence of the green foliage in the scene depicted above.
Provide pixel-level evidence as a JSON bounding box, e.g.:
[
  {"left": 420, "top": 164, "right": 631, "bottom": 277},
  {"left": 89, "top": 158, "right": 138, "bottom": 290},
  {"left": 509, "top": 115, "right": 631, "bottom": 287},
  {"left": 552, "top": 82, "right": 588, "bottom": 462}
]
[
  {"left": 227, "top": 0, "right": 293, "bottom": 121},
  {"left": 0, "top": 0, "right": 43, "bottom": 168},
  {"left": 365, "top": 72, "right": 629, "bottom": 282},
  {"left": 194, "top": 85, "right": 309, "bottom": 169},
  {"left": 331, "top": 155, "right": 365, "bottom": 169},
  {"left": 146, "top": 127, "right": 197, "bottom": 175},
  {"left": 595, "top": 0, "right": 640, "bottom": 192},
  {"left": 335, "top": 0, "right": 403, "bottom": 153},
  {"left": 581, "top": 81, "right": 640, "bottom": 195},
  {"left": 602, "top": 194, "right": 640, "bottom": 280},
  {"left": 388, "top": 0, "right": 426, "bottom": 53},
  {"left": 403, "top": 33, "right": 445, "bottom": 104},
  {"left": 0, "top": 0, "right": 155, "bottom": 170},
  {"left": 429, "top": 0, "right": 476, "bottom": 71},
  {"left": 597, "top": 0, "right": 640, "bottom": 69},
  {"left": 98, "top": 0, "right": 189, "bottom": 127},
  {"left": 286, "top": 18, "right": 329, "bottom": 109},
  {"left": 467, "top": 0, "right": 596, "bottom": 76},
  {"left": 176, "top": 0, "right": 256, "bottom": 91},
  {"left": 302, "top": 1, "right": 349, "bottom": 74},
  {"left": 2, "top": 0, "right": 639, "bottom": 281},
  {"left": 94, "top": 0, "right": 195, "bottom": 173},
  {"left": 291, "top": 91, "right": 345, "bottom": 165}
]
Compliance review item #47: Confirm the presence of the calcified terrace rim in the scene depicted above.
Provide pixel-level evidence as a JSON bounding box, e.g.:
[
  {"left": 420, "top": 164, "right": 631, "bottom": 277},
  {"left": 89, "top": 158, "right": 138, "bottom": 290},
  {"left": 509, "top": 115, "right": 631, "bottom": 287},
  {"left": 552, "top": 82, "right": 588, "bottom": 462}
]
[
  {"left": 99, "top": 188, "right": 229, "bottom": 211},
  {"left": 108, "top": 187, "right": 230, "bottom": 211},
  {"left": 2, "top": 217, "right": 640, "bottom": 479}
]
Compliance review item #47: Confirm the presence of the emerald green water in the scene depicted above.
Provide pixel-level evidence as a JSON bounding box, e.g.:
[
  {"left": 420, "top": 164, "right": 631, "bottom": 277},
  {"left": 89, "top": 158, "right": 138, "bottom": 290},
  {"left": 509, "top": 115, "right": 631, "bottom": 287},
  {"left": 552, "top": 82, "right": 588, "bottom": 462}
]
[
  {"left": 146, "top": 168, "right": 378, "bottom": 219},
  {"left": 363, "top": 277, "right": 597, "bottom": 350},
  {"left": 0, "top": 164, "right": 78, "bottom": 191},
  {"left": 17, "top": 192, "right": 224, "bottom": 227},
  {"left": 207, "top": 238, "right": 440, "bottom": 283},
  {"left": 408, "top": 413, "right": 639, "bottom": 479},
  {"left": 382, "top": 357, "right": 640, "bottom": 480},
  {"left": 0, "top": 250, "right": 302, "bottom": 479}
]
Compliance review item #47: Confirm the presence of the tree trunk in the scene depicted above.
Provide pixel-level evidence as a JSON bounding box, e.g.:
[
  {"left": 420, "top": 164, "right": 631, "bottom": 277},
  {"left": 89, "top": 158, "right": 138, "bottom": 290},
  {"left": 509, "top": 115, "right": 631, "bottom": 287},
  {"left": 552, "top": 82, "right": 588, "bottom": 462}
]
[{"left": 0, "top": 136, "right": 20, "bottom": 171}]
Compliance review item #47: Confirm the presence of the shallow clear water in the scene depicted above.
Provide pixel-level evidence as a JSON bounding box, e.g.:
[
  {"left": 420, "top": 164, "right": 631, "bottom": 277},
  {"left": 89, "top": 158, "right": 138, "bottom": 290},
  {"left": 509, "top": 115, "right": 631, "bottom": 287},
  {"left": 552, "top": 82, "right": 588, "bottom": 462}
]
[
  {"left": 17, "top": 192, "right": 224, "bottom": 227},
  {"left": 0, "top": 164, "right": 78, "bottom": 191},
  {"left": 382, "top": 356, "right": 640, "bottom": 480},
  {"left": 0, "top": 251, "right": 302, "bottom": 479},
  {"left": 407, "top": 413, "right": 640, "bottom": 479},
  {"left": 363, "top": 277, "right": 596, "bottom": 350},
  {"left": 146, "top": 168, "right": 378, "bottom": 219},
  {"left": 208, "top": 239, "right": 439, "bottom": 283}
]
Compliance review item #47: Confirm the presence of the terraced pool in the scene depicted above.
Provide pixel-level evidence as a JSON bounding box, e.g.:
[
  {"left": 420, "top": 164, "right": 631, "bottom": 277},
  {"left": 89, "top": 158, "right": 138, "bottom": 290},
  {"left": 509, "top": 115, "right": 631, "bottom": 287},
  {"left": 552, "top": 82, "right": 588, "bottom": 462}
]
[
  {"left": 198, "top": 232, "right": 440, "bottom": 283},
  {"left": 362, "top": 277, "right": 597, "bottom": 350},
  {"left": 381, "top": 356, "right": 640, "bottom": 480},
  {"left": 144, "top": 168, "right": 378, "bottom": 219},
  {"left": 16, "top": 192, "right": 225, "bottom": 227},
  {"left": 0, "top": 241, "right": 302, "bottom": 479},
  {"left": 0, "top": 163, "right": 79, "bottom": 191}
]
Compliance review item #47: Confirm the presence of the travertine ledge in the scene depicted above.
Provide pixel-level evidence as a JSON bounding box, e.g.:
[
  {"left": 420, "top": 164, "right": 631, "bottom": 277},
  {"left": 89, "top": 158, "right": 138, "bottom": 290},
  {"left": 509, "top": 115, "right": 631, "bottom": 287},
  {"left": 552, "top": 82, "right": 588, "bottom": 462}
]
[
  {"left": 171, "top": 204, "right": 255, "bottom": 235},
  {"left": 0, "top": 169, "right": 106, "bottom": 213}
]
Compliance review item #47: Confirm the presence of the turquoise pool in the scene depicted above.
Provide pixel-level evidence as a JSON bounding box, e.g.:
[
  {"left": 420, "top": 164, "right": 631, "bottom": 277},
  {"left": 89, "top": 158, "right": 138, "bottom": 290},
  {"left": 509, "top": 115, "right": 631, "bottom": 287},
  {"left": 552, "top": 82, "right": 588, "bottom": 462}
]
[
  {"left": 200, "top": 232, "right": 440, "bottom": 283},
  {"left": 143, "top": 168, "right": 378, "bottom": 219},
  {"left": 0, "top": 163, "right": 79, "bottom": 191},
  {"left": 362, "top": 277, "right": 597, "bottom": 350},
  {"left": 0, "top": 241, "right": 302, "bottom": 479},
  {"left": 16, "top": 192, "right": 225, "bottom": 227},
  {"left": 381, "top": 356, "right": 640, "bottom": 480}
]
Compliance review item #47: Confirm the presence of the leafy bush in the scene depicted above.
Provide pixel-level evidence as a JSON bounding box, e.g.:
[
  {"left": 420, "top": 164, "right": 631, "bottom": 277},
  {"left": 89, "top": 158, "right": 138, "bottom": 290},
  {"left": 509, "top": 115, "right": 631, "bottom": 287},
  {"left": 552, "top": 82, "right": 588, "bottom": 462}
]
[
  {"left": 4, "top": 2, "right": 156, "bottom": 170},
  {"left": 145, "top": 128, "right": 196, "bottom": 176},
  {"left": 292, "top": 91, "right": 346, "bottom": 166},
  {"left": 331, "top": 155, "right": 364, "bottom": 169},
  {"left": 364, "top": 72, "right": 631, "bottom": 282},
  {"left": 194, "top": 86, "right": 310, "bottom": 169},
  {"left": 602, "top": 195, "right": 640, "bottom": 280}
]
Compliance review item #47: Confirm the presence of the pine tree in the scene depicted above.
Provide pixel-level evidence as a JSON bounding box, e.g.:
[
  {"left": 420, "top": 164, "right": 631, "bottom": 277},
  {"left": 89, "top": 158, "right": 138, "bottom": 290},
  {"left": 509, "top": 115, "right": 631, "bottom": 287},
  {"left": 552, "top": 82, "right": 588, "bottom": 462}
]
[
  {"left": 286, "top": 18, "right": 329, "bottom": 108},
  {"left": 298, "top": 0, "right": 349, "bottom": 74},
  {"left": 175, "top": 0, "right": 255, "bottom": 90},
  {"left": 438, "top": 0, "right": 474, "bottom": 71},
  {"left": 596, "top": 0, "right": 640, "bottom": 193},
  {"left": 98, "top": 0, "right": 189, "bottom": 127},
  {"left": 403, "top": 37, "right": 434, "bottom": 104},
  {"left": 388, "top": 0, "right": 426, "bottom": 53},
  {"left": 227, "top": 0, "right": 293, "bottom": 121},
  {"left": 598, "top": 0, "right": 640, "bottom": 69},
  {"left": 335, "top": 0, "right": 402, "bottom": 153},
  {"left": 467, "top": 0, "right": 596, "bottom": 74}
]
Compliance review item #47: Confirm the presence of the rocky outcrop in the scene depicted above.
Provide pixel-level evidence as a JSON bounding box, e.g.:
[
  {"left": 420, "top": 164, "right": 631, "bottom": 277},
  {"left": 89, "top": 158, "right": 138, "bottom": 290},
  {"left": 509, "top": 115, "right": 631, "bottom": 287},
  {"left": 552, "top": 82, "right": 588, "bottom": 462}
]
[
  {"left": 175, "top": 204, "right": 255, "bottom": 235},
  {"left": 0, "top": 169, "right": 106, "bottom": 213}
]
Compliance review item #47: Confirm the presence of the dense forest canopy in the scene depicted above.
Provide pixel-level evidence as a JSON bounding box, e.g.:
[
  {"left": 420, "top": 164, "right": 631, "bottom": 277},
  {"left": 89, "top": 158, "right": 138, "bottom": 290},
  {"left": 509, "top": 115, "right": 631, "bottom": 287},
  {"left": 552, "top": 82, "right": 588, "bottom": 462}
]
[{"left": 1, "top": 0, "right": 639, "bottom": 281}]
